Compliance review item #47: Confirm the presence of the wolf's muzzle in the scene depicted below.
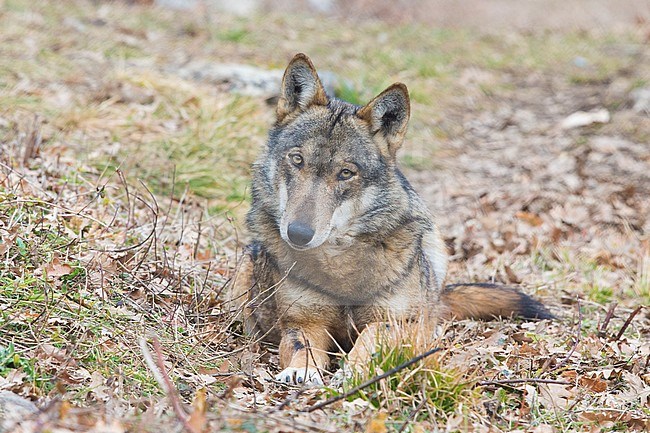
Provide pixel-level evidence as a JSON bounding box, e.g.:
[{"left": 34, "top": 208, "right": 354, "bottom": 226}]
[{"left": 287, "top": 221, "right": 315, "bottom": 247}]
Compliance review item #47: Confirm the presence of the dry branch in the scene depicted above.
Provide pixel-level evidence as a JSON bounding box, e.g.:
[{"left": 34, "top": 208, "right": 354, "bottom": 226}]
[
  {"left": 140, "top": 337, "right": 200, "bottom": 433},
  {"left": 552, "top": 298, "right": 583, "bottom": 371},
  {"left": 477, "top": 378, "right": 572, "bottom": 387},
  {"left": 614, "top": 305, "right": 647, "bottom": 341},
  {"left": 598, "top": 302, "right": 618, "bottom": 337},
  {"left": 304, "top": 347, "right": 442, "bottom": 413}
]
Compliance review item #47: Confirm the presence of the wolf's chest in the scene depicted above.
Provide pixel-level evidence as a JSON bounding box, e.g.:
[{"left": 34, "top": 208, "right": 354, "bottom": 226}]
[{"left": 277, "top": 241, "right": 424, "bottom": 304}]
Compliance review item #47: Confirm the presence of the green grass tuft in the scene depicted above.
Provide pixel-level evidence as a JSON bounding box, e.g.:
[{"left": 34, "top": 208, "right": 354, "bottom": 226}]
[{"left": 333, "top": 322, "right": 478, "bottom": 425}]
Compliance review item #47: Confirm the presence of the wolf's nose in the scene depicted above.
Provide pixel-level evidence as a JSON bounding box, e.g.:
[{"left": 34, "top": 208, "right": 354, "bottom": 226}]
[{"left": 287, "top": 222, "right": 315, "bottom": 247}]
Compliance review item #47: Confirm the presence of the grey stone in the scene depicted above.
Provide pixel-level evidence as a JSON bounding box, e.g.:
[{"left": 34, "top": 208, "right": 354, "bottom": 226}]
[
  {"left": 155, "top": 0, "right": 200, "bottom": 10},
  {"left": 631, "top": 87, "right": 650, "bottom": 115},
  {"left": 177, "top": 62, "right": 282, "bottom": 97},
  {"left": 155, "top": 0, "right": 259, "bottom": 16},
  {"left": 176, "top": 62, "right": 339, "bottom": 98},
  {"left": 0, "top": 391, "right": 38, "bottom": 433}
]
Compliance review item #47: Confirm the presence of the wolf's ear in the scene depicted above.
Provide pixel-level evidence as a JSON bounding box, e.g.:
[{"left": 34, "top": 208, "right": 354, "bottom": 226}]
[
  {"left": 277, "top": 53, "right": 328, "bottom": 121},
  {"left": 357, "top": 83, "right": 410, "bottom": 158}
]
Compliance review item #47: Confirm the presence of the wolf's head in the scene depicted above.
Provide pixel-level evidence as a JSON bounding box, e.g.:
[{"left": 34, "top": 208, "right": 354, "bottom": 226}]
[{"left": 255, "top": 53, "right": 411, "bottom": 251}]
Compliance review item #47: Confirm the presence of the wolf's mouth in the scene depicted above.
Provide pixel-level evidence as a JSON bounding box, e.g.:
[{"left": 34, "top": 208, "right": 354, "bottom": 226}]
[{"left": 285, "top": 241, "right": 311, "bottom": 251}]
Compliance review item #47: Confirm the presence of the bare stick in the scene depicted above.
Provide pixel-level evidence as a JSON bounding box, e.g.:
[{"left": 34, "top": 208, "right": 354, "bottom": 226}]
[
  {"left": 193, "top": 219, "right": 202, "bottom": 260},
  {"left": 477, "top": 378, "right": 571, "bottom": 387},
  {"left": 598, "top": 302, "right": 617, "bottom": 337},
  {"left": 303, "top": 332, "right": 326, "bottom": 385},
  {"left": 614, "top": 305, "right": 646, "bottom": 341},
  {"left": 274, "top": 389, "right": 306, "bottom": 411},
  {"left": 90, "top": 187, "right": 158, "bottom": 253},
  {"left": 22, "top": 115, "right": 42, "bottom": 165},
  {"left": 553, "top": 298, "right": 582, "bottom": 371},
  {"left": 116, "top": 169, "right": 134, "bottom": 229},
  {"left": 139, "top": 337, "right": 168, "bottom": 392},
  {"left": 398, "top": 384, "right": 427, "bottom": 433},
  {"left": 154, "top": 338, "right": 202, "bottom": 433},
  {"left": 140, "top": 337, "right": 200, "bottom": 433},
  {"left": 304, "top": 347, "right": 442, "bottom": 413},
  {"left": 226, "top": 401, "right": 337, "bottom": 433}
]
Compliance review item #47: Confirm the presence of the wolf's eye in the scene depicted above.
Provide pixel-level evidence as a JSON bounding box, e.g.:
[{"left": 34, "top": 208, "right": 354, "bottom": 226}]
[
  {"left": 338, "top": 169, "right": 356, "bottom": 181},
  {"left": 288, "top": 153, "right": 303, "bottom": 167}
]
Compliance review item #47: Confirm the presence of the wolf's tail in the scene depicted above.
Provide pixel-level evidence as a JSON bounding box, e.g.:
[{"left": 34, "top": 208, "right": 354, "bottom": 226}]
[{"left": 441, "top": 283, "right": 554, "bottom": 320}]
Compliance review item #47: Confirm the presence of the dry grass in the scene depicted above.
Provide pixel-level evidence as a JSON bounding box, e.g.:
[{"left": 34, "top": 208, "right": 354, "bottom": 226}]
[{"left": 1, "top": 0, "right": 649, "bottom": 432}]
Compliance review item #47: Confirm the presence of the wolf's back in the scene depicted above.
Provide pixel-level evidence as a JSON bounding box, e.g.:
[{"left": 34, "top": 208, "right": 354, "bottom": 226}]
[{"left": 441, "top": 283, "right": 554, "bottom": 320}]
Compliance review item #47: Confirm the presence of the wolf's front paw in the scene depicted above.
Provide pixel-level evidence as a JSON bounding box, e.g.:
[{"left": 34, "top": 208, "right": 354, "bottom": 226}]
[{"left": 275, "top": 366, "right": 323, "bottom": 386}]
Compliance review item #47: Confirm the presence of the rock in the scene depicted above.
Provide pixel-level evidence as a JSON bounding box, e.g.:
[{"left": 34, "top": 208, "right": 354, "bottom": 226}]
[
  {"left": 154, "top": 0, "right": 200, "bottom": 10},
  {"left": 155, "top": 0, "right": 260, "bottom": 16},
  {"left": 63, "top": 17, "right": 86, "bottom": 33},
  {"left": 177, "top": 62, "right": 282, "bottom": 97},
  {"left": 572, "top": 56, "right": 589, "bottom": 68},
  {"left": 560, "top": 108, "right": 610, "bottom": 129},
  {"left": 0, "top": 391, "right": 38, "bottom": 433},
  {"left": 307, "top": 0, "right": 334, "bottom": 13},
  {"left": 208, "top": 0, "right": 259, "bottom": 16},
  {"left": 316, "top": 70, "right": 340, "bottom": 97},
  {"left": 630, "top": 87, "right": 650, "bottom": 115},
  {"left": 176, "top": 62, "right": 339, "bottom": 98}
]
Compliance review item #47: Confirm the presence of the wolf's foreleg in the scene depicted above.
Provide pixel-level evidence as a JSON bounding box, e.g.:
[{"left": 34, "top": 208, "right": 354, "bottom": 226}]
[{"left": 276, "top": 326, "right": 331, "bottom": 386}]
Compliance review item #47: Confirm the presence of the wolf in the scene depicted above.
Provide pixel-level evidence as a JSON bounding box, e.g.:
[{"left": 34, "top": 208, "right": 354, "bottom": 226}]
[{"left": 232, "top": 53, "right": 553, "bottom": 386}]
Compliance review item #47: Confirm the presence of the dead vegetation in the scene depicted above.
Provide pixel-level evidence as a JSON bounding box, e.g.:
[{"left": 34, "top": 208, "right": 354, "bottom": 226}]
[{"left": 1, "top": 0, "right": 649, "bottom": 432}]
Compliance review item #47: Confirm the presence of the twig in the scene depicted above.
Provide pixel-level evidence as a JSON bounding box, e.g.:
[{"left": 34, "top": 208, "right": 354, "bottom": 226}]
[
  {"left": 152, "top": 338, "right": 200, "bottom": 433},
  {"left": 226, "top": 401, "right": 338, "bottom": 433},
  {"left": 89, "top": 185, "right": 158, "bottom": 253},
  {"left": 614, "top": 305, "right": 646, "bottom": 341},
  {"left": 158, "top": 165, "right": 177, "bottom": 235},
  {"left": 274, "top": 389, "right": 307, "bottom": 411},
  {"left": 477, "top": 378, "right": 571, "bottom": 387},
  {"left": 398, "top": 383, "right": 427, "bottom": 433},
  {"left": 140, "top": 337, "right": 200, "bottom": 433},
  {"left": 303, "top": 347, "right": 442, "bottom": 413},
  {"left": 133, "top": 180, "right": 159, "bottom": 273},
  {"left": 552, "top": 298, "right": 582, "bottom": 371},
  {"left": 303, "top": 331, "right": 326, "bottom": 385},
  {"left": 22, "top": 115, "right": 42, "bottom": 165},
  {"left": 116, "top": 169, "right": 134, "bottom": 229},
  {"left": 193, "top": 219, "right": 202, "bottom": 260},
  {"left": 598, "top": 302, "right": 617, "bottom": 337},
  {"left": 4, "top": 198, "right": 108, "bottom": 228}
]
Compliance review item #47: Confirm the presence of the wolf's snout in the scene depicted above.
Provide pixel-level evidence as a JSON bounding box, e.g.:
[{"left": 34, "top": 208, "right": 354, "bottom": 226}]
[{"left": 287, "top": 222, "right": 315, "bottom": 247}]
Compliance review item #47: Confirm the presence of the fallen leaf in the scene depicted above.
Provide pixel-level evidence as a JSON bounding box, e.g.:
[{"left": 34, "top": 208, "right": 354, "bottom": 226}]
[
  {"left": 187, "top": 388, "right": 207, "bottom": 433},
  {"left": 220, "top": 375, "right": 243, "bottom": 399},
  {"left": 580, "top": 410, "right": 628, "bottom": 424},
  {"left": 512, "top": 332, "right": 533, "bottom": 343},
  {"left": 45, "top": 257, "right": 73, "bottom": 277},
  {"left": 515, "top": 211, "right": 543, "bottom": 227},
  {"left": 530, "top": 424, "right": 554, "bottom": 433},
  {"left": 88, "top": 371, "right": 111, "bottom": 402},
  {"left": 365, "top": 412, "right": 387, "bottom": 433},
  {"left": 537, "top": 383, "right": 574, "bottom": 410},
  {"left": 523, "top": 384, "right": 538, "bottom": 410},
  {"left": 620, "top": 371, "right": 650, "bottom": 405},
  {"left": 560, "top": 370, "right": 577, "bottom": 381},
  {"left": 579, "top": 375, "right": 608, "bottom": 392},
  {"left": 58, "top": 400, "right": 71, "bottom": 419}
]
